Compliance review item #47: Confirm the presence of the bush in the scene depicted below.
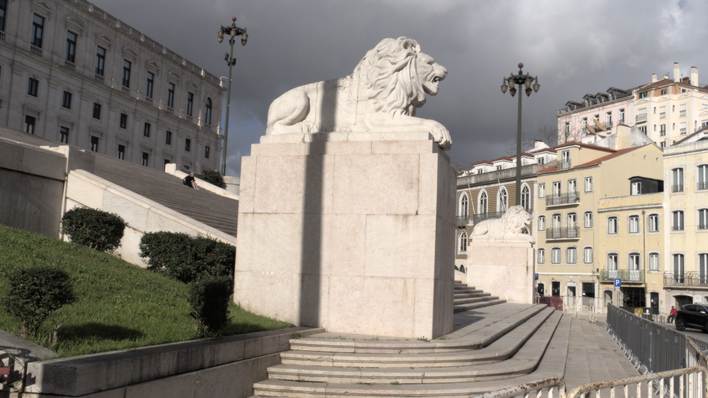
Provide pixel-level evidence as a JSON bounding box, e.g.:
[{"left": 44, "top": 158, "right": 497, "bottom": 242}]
[
  {"left": 62, "top": 208, "right": 125, "bottom": 252},
  {"left": 140, "top": 232, "right": 235, "bottom": 284},
  {"left": 5, "top": 267, "right": 75, "bottom": 337},
  {"left": 197, "top": 169, "right": 226, "bottom": 189},
  {"left": 189, "top": 276, "right": 231, "bottom": 336}
]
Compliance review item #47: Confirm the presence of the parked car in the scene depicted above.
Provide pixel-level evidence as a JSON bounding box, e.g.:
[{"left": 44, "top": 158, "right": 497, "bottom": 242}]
[{"left": 675, "top": 304, "right": 708, "bottom": 332}]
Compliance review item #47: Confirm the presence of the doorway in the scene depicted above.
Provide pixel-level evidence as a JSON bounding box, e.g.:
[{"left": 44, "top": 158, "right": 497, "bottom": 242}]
[{"left": 552, "top": 281, "right": 560, "bottom": 297}]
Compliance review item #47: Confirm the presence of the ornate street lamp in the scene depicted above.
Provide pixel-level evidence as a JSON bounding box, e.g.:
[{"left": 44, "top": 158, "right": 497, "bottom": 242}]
[
  {"left": 217, "top": 17, "right": 248, "bottom": 176},
  {"left": 500, "top": 63, "right": 540, "bottom": 206}
]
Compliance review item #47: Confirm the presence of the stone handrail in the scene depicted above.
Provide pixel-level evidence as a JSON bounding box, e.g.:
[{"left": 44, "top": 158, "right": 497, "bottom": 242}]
[
  {"left": 164, "top": 163, "right": 239, "bottom": 200},
  {"left": 566, "top": 367, "right": 706, "bottom": 398}
]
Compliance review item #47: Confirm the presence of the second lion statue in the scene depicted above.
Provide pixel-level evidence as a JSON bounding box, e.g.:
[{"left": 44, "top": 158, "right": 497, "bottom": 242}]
[
  {"left": 471, "top": 206, "right": 534, "bottom": 242},
  {"left": 265, "top": 37, "right": 452, "bottom": 149}
]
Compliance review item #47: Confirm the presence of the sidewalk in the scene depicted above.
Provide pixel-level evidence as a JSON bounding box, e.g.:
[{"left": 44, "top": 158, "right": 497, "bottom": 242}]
[{"left": 564, "top": 318, "right": 638, "bottom": 390}]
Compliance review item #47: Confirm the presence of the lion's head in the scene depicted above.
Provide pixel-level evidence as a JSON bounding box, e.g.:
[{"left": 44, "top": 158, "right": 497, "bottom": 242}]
[
  {"left": 354, "top": 37, "right": 447, "bottom": 115},
  {"left": 502, "top": 206, "right": 532, "bottom": 234}
]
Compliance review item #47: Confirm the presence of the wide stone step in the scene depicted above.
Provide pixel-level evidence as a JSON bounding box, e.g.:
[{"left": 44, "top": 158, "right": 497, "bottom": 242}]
[
  {"left": 280, "top": 307, "right": 555, "bottom": 368},
  {"left": 289, "top": 305, "right": 546, "bottom": 354},
  {"left": 253, "top": 315, "right": 570, "bottom": 397},
  {"left": 453, "top": 290, "right": 487, "bottom": 298},
  {"left": 453, "top": 295, "right": 497, "bottom": 305},
  {"left": 454, "top": 299, "right": 506, "bottom": 313}
]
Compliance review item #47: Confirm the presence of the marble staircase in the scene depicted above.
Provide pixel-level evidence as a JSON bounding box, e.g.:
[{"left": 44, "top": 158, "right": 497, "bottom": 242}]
[
  {"left": 250, "top": 291, "right": 568, "bottom": 397},
  {"left": 453, "top": 280, "right": 505, "bottom": 312}
]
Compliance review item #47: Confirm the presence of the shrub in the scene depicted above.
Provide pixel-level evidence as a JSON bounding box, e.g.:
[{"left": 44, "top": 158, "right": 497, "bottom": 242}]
[
  {"left": 197, "top": 169, "right": 226, "bottom": 189},
  {"left": 5, "top": 267, "right": 75, "bottom": 338},
  {"left": 140, "top": 232, "right": 235, "bottom": 284},
  {"left": 189, "top": 276, "right": 231, "bottom": 336},
  {"left": 62, "top": 208, "right": 125, "bottom": 252}
]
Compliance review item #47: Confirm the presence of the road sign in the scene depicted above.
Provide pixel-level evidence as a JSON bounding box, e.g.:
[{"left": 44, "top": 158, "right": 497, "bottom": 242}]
[{"left": 614, "top": 279, "right": 622, "bottom": 288}]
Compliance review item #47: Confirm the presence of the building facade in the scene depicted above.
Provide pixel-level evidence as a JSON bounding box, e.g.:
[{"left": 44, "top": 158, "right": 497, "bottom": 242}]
[
  {"left": 558, "top": 63, "right": 708, "bottom": 151},
  {"left": 663, "top": 130, "right": 708, "bottom": 310},
  {"left": 0, "top": 0, "right": 223, "bottom": 172}
]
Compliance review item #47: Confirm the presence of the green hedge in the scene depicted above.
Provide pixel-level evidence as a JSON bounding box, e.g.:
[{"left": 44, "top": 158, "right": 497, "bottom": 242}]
[
  {"left": 189, "top": 276, "right": 231, "bottom": 336},
  {"left": 197, "top": 169, "right": 226, "bottom": 189},
  {"left": 62, "top": 208, "right": 125, "bottom": 252},
  {"left": 5, "top": 267, "right": 75, "bottom": 338},
  {"left": 139, "top": 232, "right": 235, "bottom": 284}
]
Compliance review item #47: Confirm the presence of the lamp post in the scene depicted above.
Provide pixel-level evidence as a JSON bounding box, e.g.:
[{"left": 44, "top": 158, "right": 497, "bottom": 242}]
[
  {"left": 217, "top": 17, "right": 248, "bottom": 176},
  {"left": 500, "top": 63, "right": 540, "bottom": 205}
]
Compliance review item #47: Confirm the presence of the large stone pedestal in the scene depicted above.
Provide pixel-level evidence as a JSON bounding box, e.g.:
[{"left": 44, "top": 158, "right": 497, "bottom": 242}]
[
  {"left": 467, "top": 239, "right": 534, "bottom": 304},
  {"left": 234, "top": 132, "right": 455, "bottom": 339}
]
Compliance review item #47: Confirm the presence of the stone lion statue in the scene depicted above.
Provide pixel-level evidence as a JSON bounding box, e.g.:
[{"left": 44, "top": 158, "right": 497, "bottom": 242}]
[
  {"left": 265, "top": 36, "right": 451, "bottom": 149},
  {"left": 471, "top": 206, "right": 534, "bottom": 242}
]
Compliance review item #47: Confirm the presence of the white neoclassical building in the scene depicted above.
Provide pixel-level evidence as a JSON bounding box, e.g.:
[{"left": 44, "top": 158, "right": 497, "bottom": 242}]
[{"left": 0, "top": 0, "right": 224, "bottom": 172}]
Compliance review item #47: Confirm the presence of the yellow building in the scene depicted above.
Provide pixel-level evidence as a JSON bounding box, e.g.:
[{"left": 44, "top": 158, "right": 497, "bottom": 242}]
[
  {"left": 535, "top": 143, "right": 664, "bottom": 313},
  {"left": 663, "top": 130, "right": 708, "bottom": 311}
]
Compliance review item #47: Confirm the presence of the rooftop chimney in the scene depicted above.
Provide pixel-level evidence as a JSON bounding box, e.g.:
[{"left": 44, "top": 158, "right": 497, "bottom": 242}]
[
  {"left": 651, "top": 73, "right": 658, "bottom": 83},
  {"left": 690, "top": 66, "right": 699, "bottom": 87},
  {"left": 673, "top": 62, "right": 681, "bottom": 83}
]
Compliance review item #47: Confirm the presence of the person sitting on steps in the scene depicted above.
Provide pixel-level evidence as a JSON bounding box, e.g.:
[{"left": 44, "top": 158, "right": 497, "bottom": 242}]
[{"left": 182, "top": 172, "right": 199, "bottom": 190}]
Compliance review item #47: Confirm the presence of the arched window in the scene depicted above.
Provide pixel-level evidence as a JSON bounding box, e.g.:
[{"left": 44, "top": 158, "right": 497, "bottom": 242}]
[
  {"left": 458, "top": 232, "right": 468, "bottom": 254},
  {"left": 478, "top": 190, "right": 488, "bottom": 214},
  {"left": 520, "top": 184, "right": 531, "bottom": 211},
  {"left": 458, "top": 193, "right": 469, "bottom": 218},
  {"left": 497, "top": 187, "right": 508, "bottom": 212},
  {"left": 205, "top": 97, "right": 213, "bottom": 126}
]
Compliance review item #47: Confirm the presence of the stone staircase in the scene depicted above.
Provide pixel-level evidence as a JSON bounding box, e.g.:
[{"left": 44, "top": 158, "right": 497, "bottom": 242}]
[
  {"left": 453, "top": 280, "right": 505, "bottom": 312},
  {"left": 250, "top": 298, "right": 569, "bottom": 397}
]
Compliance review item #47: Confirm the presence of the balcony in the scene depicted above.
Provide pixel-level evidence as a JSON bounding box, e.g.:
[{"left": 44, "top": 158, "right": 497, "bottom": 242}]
[
  {"left": 546, "top": 192, "right": 579, "bottom": 207},
  {"left": 457, "top": 164, "right": 542, "bottom": 187},
  {"left": 664, "top": 272, "right": 708, "bottom": 289},
  {"left": 600, "top": 269, "right": 644, "bottom": 284},
  {"left": 636, "top": 113, "right": 647, "bottom": 123},
  {"left": 698, "top": 181, "right": 708, "bottom": 191},
  {"left": 545, "top": 226, "right": 579, "bottom": 241}
]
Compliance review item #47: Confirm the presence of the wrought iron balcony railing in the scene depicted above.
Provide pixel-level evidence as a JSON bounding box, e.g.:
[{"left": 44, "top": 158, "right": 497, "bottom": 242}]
[
  {"left": 545, "top": 226, "right": 579, "bottom": 241},
  {"left": 546, "top": 192, "right": 579, "bottom": 207},
  {"left": 664, "top": 272, "right": 708, "bottom": 288},
  {"left": 600, "top": 269, "right": 644, "bottom": 283}
]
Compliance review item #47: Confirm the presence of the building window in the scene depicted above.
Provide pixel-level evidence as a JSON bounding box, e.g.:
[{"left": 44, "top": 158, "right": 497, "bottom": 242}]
[
  {"left": 649, "top": 253, "right": 659, "bottom": 272},
  {"left": 146, "top": 71, "right": 155, "bottom": 99},
  {"left": 59, "top": 126, "right": 69, "bottom": 144},
  {"left": 699, "top": 209, "right": 708, "bottom": 230},
  {"left": 62, "top": 91, "right": 72, "bottom": 109},
  {"left": 117, "top": 144, "right": 125, "bottom": 160},
  {"left": 552, "top": 213, "right": 561, "bottom": 230},
  {"left": 584, "top": 211, "right": 593, "bottom": 228},
  {"left": 90, "top": 136, "right": 99, "bottom": 152},
  {"left": 648, "top": 213, "right": 659, "bottom": 232},
  {"left": 552, "top": 181, "right": 561, "bottom": 197},
  {"left": 143, "top": 122, "right": 151, "bottom": 138},
  {"left": 205, "top": 97, "right": 213, "bottom": 126},
  {"left": 458, "top": 194, "right": 469, "bottom": 218},
  {"left": 96, "top": 46, "right": 106, "bottom": 77},
  {"left": 186, "top": 92, "right": 194, "bottom": 116},
  {"left": 567, "top": 247, "right": 577, "bottom": 264},
  {"left": 167, "top": 82, "right": 175, "bottom": 109},
  {"left": 141, "top": 152, "right": 149, "bottom": 167},
  {"left": 608, "top": 217, "right": 618, "bottom": 234},
  {"left": 672, "top": 210, "right": 684, "bottom": 231},
  {"left": 608, "top": 253, "right": 618, "bottom": 271},
  {"left": 185, "top": 138, "right": 191, "bottom": 152},
  {"left": 31, "top": 14, "right": 44, "bottom": 48},
  {"left": 629, "top": 253, "right": 640, "bottom": 271},
  {"left": 538, "top": 183, "right": 545, "bottom": 198},
  {"left": 0, "top": 0, "right": 7, "bottom": 33},
  {"left": 619, "top": 108, "right": 625, "bottom": 123},
  {"left": 521, "top": 184, "right": 530, "bottom": 211},
  {"left": 551, "top": 248, "right": 561, "bottom": 264},
  {"left": 66, "top": 31, "right": 77, "bottom": 63},
  {"left": 629, "top": 215, "right": 640, "bottom": 233},
  {"left": 700, "top": 254, "right": 708, "bottom": 284},
  {"left": 538, "top": 216, "right": 545, "bottom": 231},
  {"left": 660, "top": 124, "right": 666, "bottom": 136},
  {"left": 479, "top": 190, "right": 488, "bottom": 214},
  {"left": 92, "top": 103, "right": 101, "bottom": 120},
  {"left": 606, "top": 112, "right": 612, "bottom": 127},
  {"left": 458, "top": 232, "right": 467, "bottom": 254},
  {"left": 584, "top": 247, "right": 593, "bottom": 264},
  {"left": 631, "top": 181, "right": 642, "bottom": 196},
  {"left": 698, "top": 164, "right": 708, "bottom": 190},
  {"left": 584, "top": 176, "right": 592, "bottom": 192},
  {"left": 673, "top": 254, "right": 685, "bottom": 282},
  {"left": 498, "top": 187, "right": 508, "bottom": 212},
  {"left": 119, "top": 113, "right": 128, "bottom": 129},
  {"left": 24, "top": 115, "right": 36, "bottom": 134},
  {"left": 27, "top": 77, "right": 38, "bottom": 97},
  {"left": 672, "top": 168, "right": 684, "bottom": 192},
  {"left": 639, "top": 91, "right": 647, "bottom": 99},
  {"left": 165, "top": 130, "right": 172, "bottom": 145},
  {"left": 122, "top": 60, "right": 132, "bottom": 88},
  {"left": 537, "top": 249, "right": 545, "bottom": 264},
  {"left": 204, "top": 145, "right": 210, "bottom": 159},
  {"left": 639, "top": 125, "right": 647, "bottom": 134},
  {"left": 568, "top": 178, "right": 577, "bottom": 193},
  {"left": 567, "top": 212, "right": 577, "bottom": 228}
]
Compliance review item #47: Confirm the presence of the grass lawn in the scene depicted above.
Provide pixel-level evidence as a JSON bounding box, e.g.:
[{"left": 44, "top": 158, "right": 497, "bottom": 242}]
[{"left": 0, "top": 225, "right": 289, "bottom": 357}]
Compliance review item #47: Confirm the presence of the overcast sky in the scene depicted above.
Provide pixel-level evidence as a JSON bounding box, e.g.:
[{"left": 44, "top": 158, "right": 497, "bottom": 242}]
[{"left": 93, "top": 0, "right": 708, "bottom": 175}]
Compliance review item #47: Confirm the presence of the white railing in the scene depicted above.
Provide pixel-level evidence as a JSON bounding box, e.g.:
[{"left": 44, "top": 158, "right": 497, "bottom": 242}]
[
  {"left": 567, "top": 367, "right": 706, "bottom": 398},
  {"left": 484, "top": 379, "right": 564, "bottom": 398}
]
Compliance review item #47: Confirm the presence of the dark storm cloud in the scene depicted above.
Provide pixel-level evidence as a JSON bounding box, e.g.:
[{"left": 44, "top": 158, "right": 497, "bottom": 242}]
[{"left": 92, "top": 0, "right": 708, "bottom": 174}]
